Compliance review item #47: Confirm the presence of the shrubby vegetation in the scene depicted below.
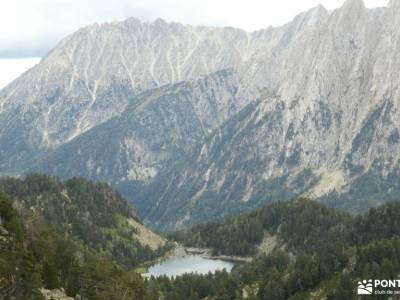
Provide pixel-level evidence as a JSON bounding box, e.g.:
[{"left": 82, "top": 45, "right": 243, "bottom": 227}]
[
  {"left": 0, "top": 174, "right": 169, "bottom": 267},
  {"left": 0, "top": 187, "right": 153, "bottom": 299}
]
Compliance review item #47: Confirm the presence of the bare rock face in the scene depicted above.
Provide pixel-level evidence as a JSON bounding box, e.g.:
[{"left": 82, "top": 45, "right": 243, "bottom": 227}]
[
  {"left": 40, "top": 288, "right": 74, "bottom": 300},
  {"left": 0, "top": 18, "right": 258, "bottom": 148},
  {"left": 140, "top": 1, "right": 400, "bottom": 229},
  {"left": 1, "top": 0, "right": 400, "bottom": 229},
  {"left": 29, "top": 69, "right": 245, "bottom": 184}
]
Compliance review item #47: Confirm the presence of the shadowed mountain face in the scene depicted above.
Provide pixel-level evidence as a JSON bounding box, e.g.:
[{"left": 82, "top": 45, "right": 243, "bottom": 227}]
[{"left": 1, "top": 0, "right": 400, "bottom": 230}]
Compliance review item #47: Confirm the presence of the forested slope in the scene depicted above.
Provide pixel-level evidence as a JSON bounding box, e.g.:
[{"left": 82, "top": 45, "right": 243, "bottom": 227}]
[
  {"left": 0, "top": 192, "right": 151, "bottom": 299},
  {"left": 171, "top": 198, "right": 400, "bottom": 257},
  {"left": 163, "top": 199, "right": 400, "bottom": 299},
  {"left": 2, "top": 187, "right": 400, "bottom": 299},
  {"left": 0, "top": 174, "right": 169, "bottom": 267}
]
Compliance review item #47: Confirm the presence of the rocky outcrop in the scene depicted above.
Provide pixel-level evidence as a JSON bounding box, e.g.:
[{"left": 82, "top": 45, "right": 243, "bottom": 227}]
[{"left": 40, "top": 288, "right": 75, "bottom": 300}]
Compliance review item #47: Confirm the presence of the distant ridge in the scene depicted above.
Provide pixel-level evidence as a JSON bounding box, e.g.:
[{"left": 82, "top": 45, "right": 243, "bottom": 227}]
[{"left": 1, "top": 0, "right": 400, "bottom": 229}]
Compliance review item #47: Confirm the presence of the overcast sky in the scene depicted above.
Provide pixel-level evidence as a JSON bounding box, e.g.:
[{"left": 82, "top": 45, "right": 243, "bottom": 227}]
[{"left": 0, "top": 0, "right": 389, "bottom": 89}]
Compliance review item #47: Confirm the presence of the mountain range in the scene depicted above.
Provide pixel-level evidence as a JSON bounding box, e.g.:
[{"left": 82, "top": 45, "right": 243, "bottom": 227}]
[{"left": 1, "top": 0, "right": 400, "bottom": 230}]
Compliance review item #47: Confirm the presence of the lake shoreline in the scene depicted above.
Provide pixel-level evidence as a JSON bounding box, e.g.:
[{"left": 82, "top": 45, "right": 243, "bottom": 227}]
[
  {"left": 142, "top": 245, "right": 242, "bottom": 278},
  {"left": 184, "top": 247, "right": 252, "bottom": 263}
]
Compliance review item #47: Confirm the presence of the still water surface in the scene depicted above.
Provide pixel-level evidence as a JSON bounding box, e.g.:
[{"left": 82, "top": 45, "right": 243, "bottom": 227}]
[{"left": 144, "top": 255, "right": 235, "bottom": 278}]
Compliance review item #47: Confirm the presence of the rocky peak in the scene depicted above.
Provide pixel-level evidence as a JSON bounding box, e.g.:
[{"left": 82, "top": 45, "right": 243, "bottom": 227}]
[
  {"left": 337, "top": 0, "right": 366, "bottom": 22},
  {"left": 152, "top": 17, "right": 169, "bottom": 27},
  {"left": 387, "top": 0, "right": 400, "bottom": 23},
  {"left": 341, "top": 0, "right": 366, "bottom": 10},
  {"left": 336, "top": 0, "right": 366, "bottom": 23},
  {"left": 388, "top": 0, "right": 400, "bottom": 8},
  {"left": 302, "top": 4, "right": 329, "bottom": 25}
]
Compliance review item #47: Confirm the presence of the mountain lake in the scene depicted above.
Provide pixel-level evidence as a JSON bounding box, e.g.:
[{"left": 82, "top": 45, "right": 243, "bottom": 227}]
[{"left": 143, "top": 248, "right": 235, "bottom": 278}]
